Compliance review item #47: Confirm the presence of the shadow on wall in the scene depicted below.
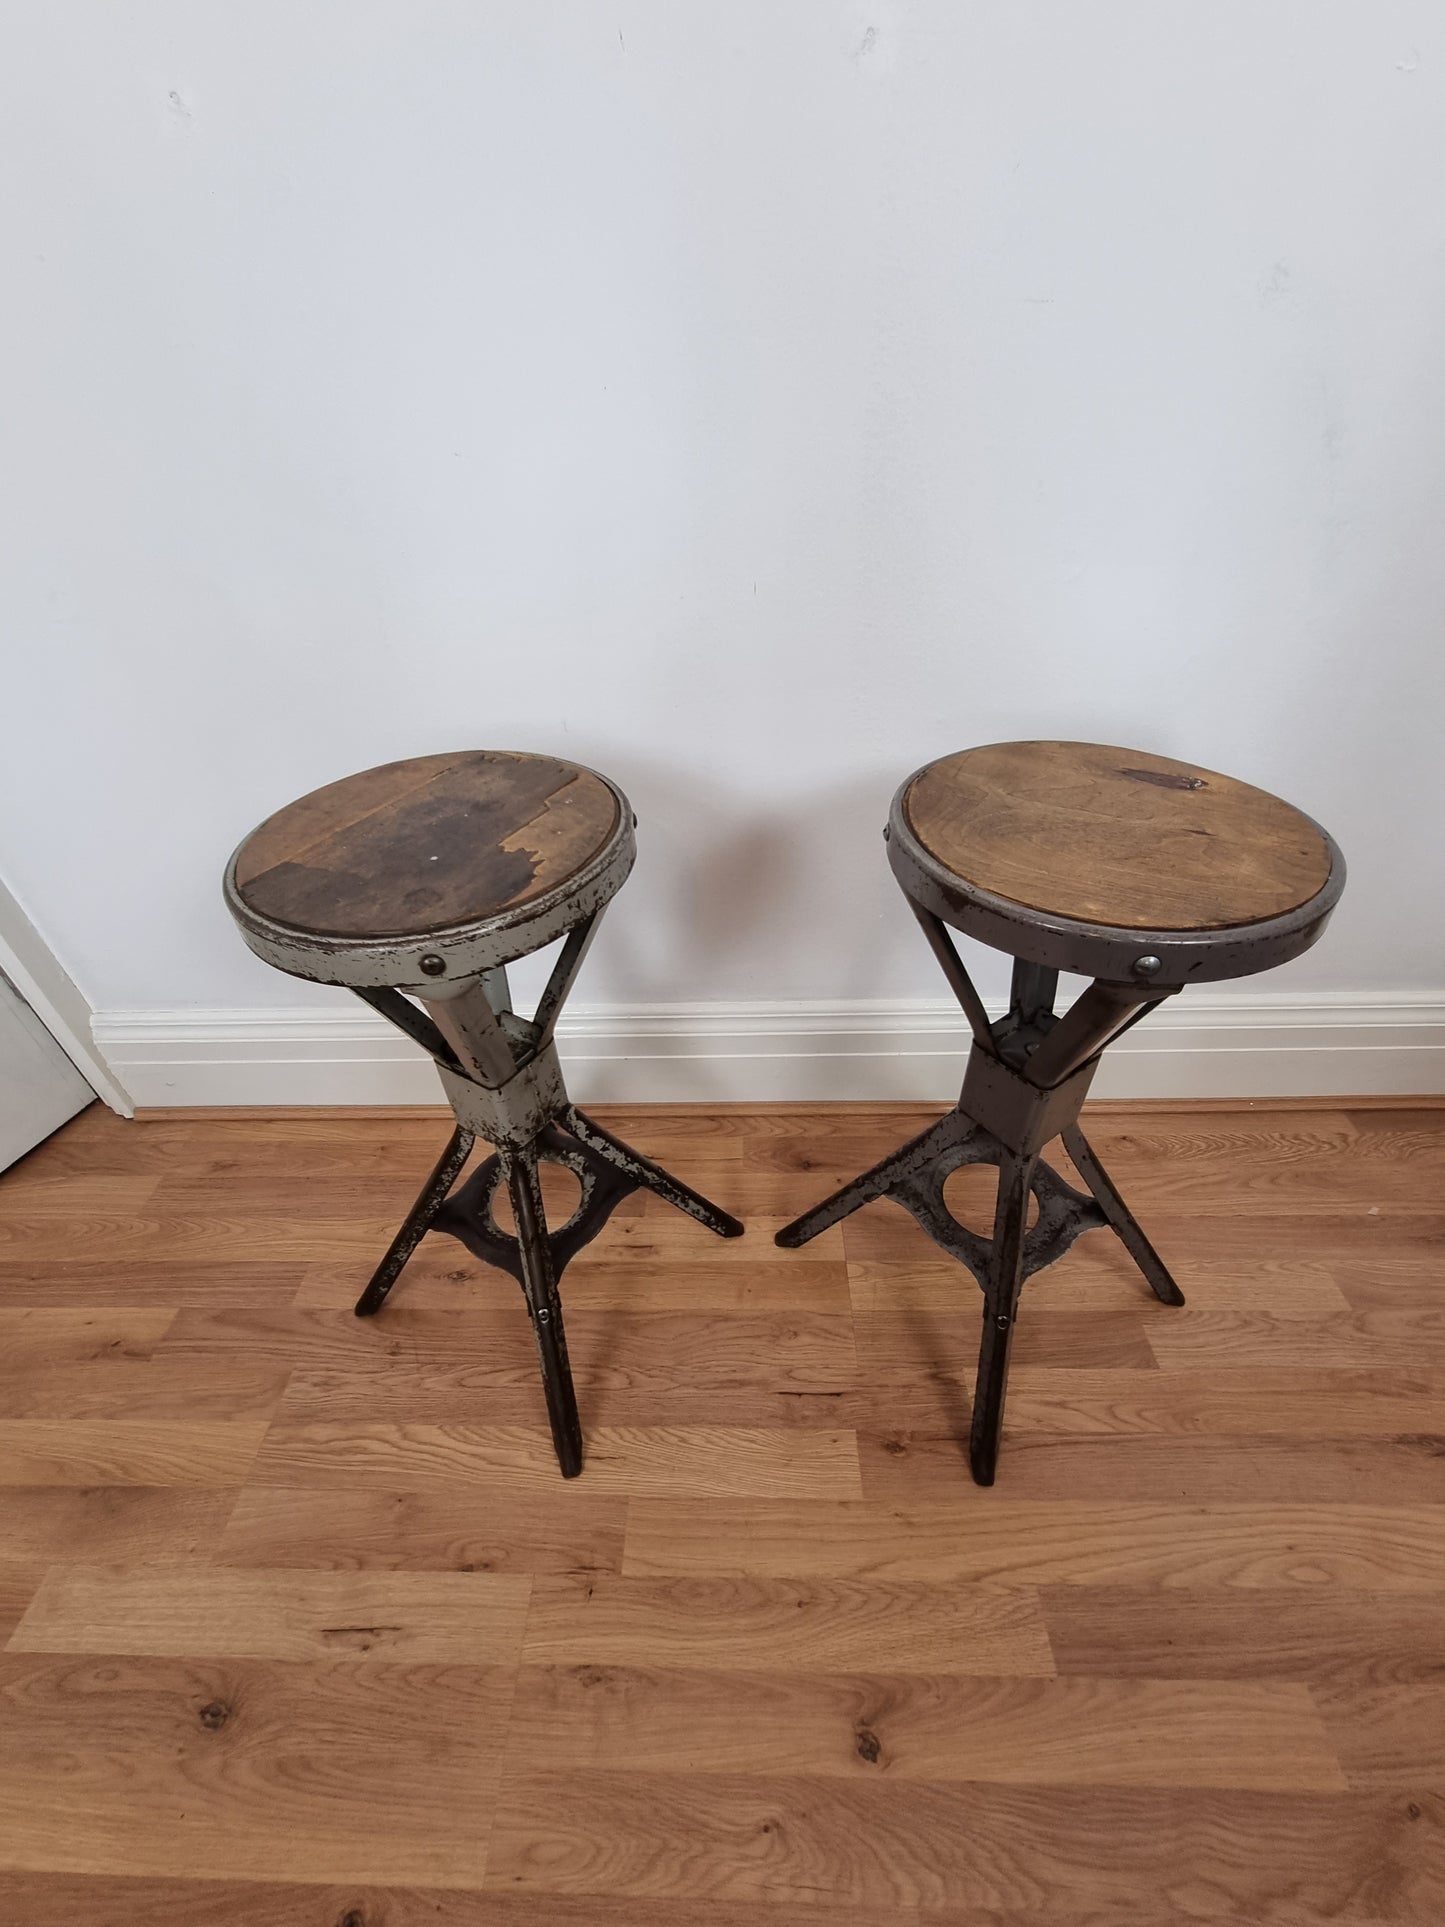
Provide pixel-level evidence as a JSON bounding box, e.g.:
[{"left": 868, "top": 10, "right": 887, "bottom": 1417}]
[{"left": 539, "top": 749, "right": 922, "bottom": 1009}]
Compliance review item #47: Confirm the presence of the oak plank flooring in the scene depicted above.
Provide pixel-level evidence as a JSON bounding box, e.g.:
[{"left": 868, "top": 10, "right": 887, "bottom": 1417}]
[
  {"left": 251, "top": 1421, "right": 864, "bottom": 1500},
  {"left": 852, "top": 1306, "right": 1154, "bottom": 1374},
  {"left": 858, "top": 1432, "right": 1445, "bottom": 1503},
  {"left": 485, "top": 1775, "right": 1445, "bottom": 1915},
  {"left": 0, "top": 1653, "right": 510, "bottom": 1886},
  {"left": 295, "top": 1253, "right": 849, "bottom": 1312},
  {"left": 220, "top": 1484, "right": 626, "bottom": 1576},
  {"left": 506, "top": 1664, "right": 1344, "bottom": 1791},
  {"left": 0, "top": 1419, "right": 268, "bottom": 1486},
  {"left": 174, "top": 1305, "right": 859, "bottom": 1398},
  {"left": 1042, "top": 1586, "right": 1445, "bottom": 1686},
  {"left": 0, "top": 1261, "right": 310, "bottom": 1308},
  {"left": 0, "top": 1098, "right": 1440, "bottom": 1920},
  {"left": 981, "top": 1365, "right": 1445, "bottom": 1437},
  {"left": 520, "top": 1574, "right": 1056, "bottom": 1676},
  {"left": 624, "top": 1498, "right": 1445, "bottom": 1587},
  {"left": 0, "top": 1877, "right": 940, "bottom": 1927},
  {"left": 1315, "top": 1684, "right": 1445, "bottom": 1787},
  {"left": 0, "top": 1485, "right": 239, "bottom": 1562},
  {"left": 9, "top": 1563, "right": 531, "bottom": 1663}
]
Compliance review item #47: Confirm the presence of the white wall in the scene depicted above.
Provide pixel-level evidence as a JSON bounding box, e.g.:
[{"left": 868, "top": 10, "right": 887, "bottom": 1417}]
[{"left": 2, "top": 3, "right": 1443, "bottom": 1100}]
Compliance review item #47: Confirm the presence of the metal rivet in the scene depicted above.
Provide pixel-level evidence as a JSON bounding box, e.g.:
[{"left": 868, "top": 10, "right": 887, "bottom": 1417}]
[
  {"left": 1133, "top": 954, "right": 1163, "bottom": 978},
  {"left": 419, "top": 953, "right": 447, "bottom": 977},
  {"left": 995, "top": 1313, "right": 1010, "bottom": 1330},
  {"left": 536, "top": 1308, "right": 550, "bottom": 1323}
]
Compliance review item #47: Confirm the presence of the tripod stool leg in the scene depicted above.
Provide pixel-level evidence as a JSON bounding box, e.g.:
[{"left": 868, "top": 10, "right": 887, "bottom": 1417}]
[
  {"left": 565, "top": 1107, "right": 744, "bottom": 1238},
  {"left": 507, "top": 1147, "right": 585, "bottom": 1478},
  {"left": 1062, "top": 1125, "right": 1185, "bottom": 1306},
  {"left": 773, "top": 1110, "right": 976, "bottom": 1249},
  {"left": 969, "top": 1152, "right": 1036, "bottom": 1487},
  {"left": 355, "top": 1125, "right": 475, "bottom": 1317}
]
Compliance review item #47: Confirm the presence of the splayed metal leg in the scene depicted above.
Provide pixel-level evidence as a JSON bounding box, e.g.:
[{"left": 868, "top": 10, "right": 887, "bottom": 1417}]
[
  {"left": 1062, "top": 1124, "right": 1185, "bottom": 1306},
  {"left": 354, "top": 1124, "right": 475, "bottom": 1318},
  {"left": 776, "top": 923, "right": 1183, "bottom": 1484},
  {"left": 349, "top": 964, "right": 740, "bottom": 1476}
]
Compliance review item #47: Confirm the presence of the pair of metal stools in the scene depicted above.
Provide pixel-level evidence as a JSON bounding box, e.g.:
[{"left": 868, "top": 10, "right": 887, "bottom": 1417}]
[{"left": 225, "top": 741, "right": 1343, "bottom": 1485}]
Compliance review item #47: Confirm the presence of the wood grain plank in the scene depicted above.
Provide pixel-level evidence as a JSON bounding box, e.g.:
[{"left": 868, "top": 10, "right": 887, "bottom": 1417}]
[
  {"left": 1315, "top": 1685, "right": 1445, "bottom": 1787},
  {"left": 0, "top": 1875, "right": 926, "bottom": 1927},
  {"left": 1147, "top": 1307, "right": 1445, "bottom": 1370},
  {"left": 846, "top": 1258, "right": 1355, "bottom": 1315},
  {"left": 0, "top": 1309, "right": 176, "bottom": 1362},
  {"left": 295, "top": 1254, "right": 850, "bottom": 1313},
  {"left": 271, "top": 1368, "right": 863, "bottom": 1430},
  {"left": 485, "top": 1774, "right": 1443, "bottom": 1915},
  {"left": 0, "top": 1313, "right": 284, "bottom": 1419},
  {"left": 253, "top": 1424, "right": 864, "bottom": 1500},
  {"left": 0, "top": 1654, "right": 510, "bottom": 1886},
  {"left": 219, "top": 1484, "right": 628, "bottom": 1576},
  {"left": 0, "top": 1564, "right": 42, "bottom": 1648},
  {"left": 3, "top": 1097, "right": 1441, "bottom": 1920},
  {"left": 1043, "top": 1587, "right": 1445, "bottom": 1686},
  {"left": 0, "top": 1263, "right": 308, "bottom": 1308},
  {"left": 625, "top": 1498, "right": 1445, "bottom": 1588},
  {"left": 858, "top": 1433, "right": 1445, "bottom": 1503},
  {"left": 0, "top": 1177, "right": 161, "bottom": 1217},
  {"left": 507, "top": 1664, "right": 1344, "bottom": 1791},
  {"left": 0, "top": 1487, "right": 238, "bottom": 1564},
  {"left": 0, "top": 1357, "right": 288, "bottom": 1421},
  {"left": 0, "top": 1421, "right": 268, "bottom": 1486},
  {"left": 8, "top": 1564, "right": 531, "bottom": 1664},
  {"left": 0, "top": 1214, "right": 405, "bottom": 1265},
  {"left": 853, "top": 1307, "right": 1154, "bottom": 1374},
  {"left": 843, "top": 1196, "right": 1443, "bottom": 1266},
  {"left": 213, "top": 1308, "right": 859, "bottom": 1402},
  {"left": 520, "top": 1575, "right": 1055, "bottom": 1677},
  {"left": 992, "top": 1366, "right": 1445, "bottom": 1438},
  {"left": 1076, "top": 1119, "right": 1445, "bottom": 1209}
]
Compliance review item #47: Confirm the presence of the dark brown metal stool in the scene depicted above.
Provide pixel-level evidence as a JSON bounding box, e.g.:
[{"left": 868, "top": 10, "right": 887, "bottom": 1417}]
[
  {"left": 224, "top": 750, "right": 742, "bottom": 1478},
  {"left": 777, "top": 740, "right": 1344, "bottom": 1486}
]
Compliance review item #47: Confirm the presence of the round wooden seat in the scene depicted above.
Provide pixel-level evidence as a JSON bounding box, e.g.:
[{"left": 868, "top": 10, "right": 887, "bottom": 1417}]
[
  {"left": 230, "top": 750, "right": 622, "bottom": 941},
  {"left": 889, "top": 741, "right": 1343, "bottom": 986},
  {"left": 905, "top": 741, "right": 1333, "bottom": 931}
]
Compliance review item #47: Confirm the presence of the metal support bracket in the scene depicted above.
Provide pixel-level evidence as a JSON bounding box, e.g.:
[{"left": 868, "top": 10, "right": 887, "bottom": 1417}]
[
  {"left": 349, "top": 952, "right": 743, "bottom": 1479},
  {"left": 775, "top": 923, "right": 1186, "bottom": 1486},
  {"left": 432, "top": 1120, "right": 642, "bottom": 1286}
]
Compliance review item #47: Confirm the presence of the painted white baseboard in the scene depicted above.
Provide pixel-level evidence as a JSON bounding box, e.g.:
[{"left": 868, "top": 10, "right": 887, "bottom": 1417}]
[
  {"left": 0, "top": 875, "right": 133, "bottom": 1115},
  {"left": 92, "top": 992, "right": 1445, "bottom": 1108}
]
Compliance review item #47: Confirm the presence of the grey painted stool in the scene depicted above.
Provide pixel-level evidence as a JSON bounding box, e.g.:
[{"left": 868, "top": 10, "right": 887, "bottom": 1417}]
[
  {"left": 224, "top": 749, "right": 743, "bottom": 1477},
  {"left": 776, "top": 740, "right": 1345, "bottom": 1487}
]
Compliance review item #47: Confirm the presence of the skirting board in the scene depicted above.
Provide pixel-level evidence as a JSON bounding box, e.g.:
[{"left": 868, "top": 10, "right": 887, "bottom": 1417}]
[{"left": 93, "top": 993, "right": 1445, "bottom": 1109}]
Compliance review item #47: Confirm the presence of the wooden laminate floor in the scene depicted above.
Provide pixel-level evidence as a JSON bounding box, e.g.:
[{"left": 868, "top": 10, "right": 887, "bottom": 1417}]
[{"left": 0, "top": 1098, "right": 1442, "bottom": 1924}]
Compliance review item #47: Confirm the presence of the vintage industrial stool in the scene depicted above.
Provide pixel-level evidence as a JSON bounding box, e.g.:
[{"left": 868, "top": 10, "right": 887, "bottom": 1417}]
[
  {"left": 224, "top": 750, "right": 743, "bottom": 1477},
  {"left": 777, "top": 741, "right": 1344, "bottom": 1486}
]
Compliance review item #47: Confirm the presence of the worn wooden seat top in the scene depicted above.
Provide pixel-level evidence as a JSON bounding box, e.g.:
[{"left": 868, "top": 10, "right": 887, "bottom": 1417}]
[
  {"left": 904, "top": 741, "right": 1334, "bottom": 932},
  {"left": 231, "top": 751, "right": 620, "bottom": 940}
]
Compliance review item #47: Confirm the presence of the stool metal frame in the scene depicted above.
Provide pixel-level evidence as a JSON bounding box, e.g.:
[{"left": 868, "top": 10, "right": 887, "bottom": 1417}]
[
  {"left": 776, "top": 769, "right": 1345, "bottom": 1487},
  {"left": 226, "top": 776, "right": 743, "bottom": 1479}
]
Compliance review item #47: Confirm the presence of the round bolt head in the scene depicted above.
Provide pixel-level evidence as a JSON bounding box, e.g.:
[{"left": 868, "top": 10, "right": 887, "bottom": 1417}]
[
  {"left": 418, "top": 953, "right": 447, "bottom": 977},
  {"left": 1133, "top": 954, "right": 1163, "bottom": 978}
]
